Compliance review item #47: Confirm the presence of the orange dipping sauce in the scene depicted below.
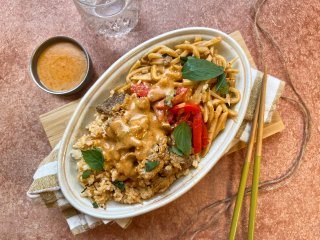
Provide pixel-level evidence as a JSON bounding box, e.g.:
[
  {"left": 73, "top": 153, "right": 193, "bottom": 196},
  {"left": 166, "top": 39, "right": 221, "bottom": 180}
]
[{"left": 36, "top": 42, "right": 87, "bottom": 91}]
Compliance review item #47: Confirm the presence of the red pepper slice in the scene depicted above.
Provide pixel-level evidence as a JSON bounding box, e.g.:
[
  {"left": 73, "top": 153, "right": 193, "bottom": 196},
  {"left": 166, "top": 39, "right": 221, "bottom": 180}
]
[
  {"left": 170, "top": 103, "right": 201, "bottom": 115},
  {"left": 168, "top": 101, "right": 205, "bottom": 153},
  {"left": 180, "top": 112, "right": 191, "bottom": 122},
  {"left": 131, "top": 83, "right": 149, "bottom": 97},
  {"left": 202, "top": 121, "right": 209, "bottom": 148},
  {"left": 176, "top": 112, "right": 191, "bottom": 126},
  {"left": 193, "top": 112, "right": 203, "bottom": 154},
  {"left": 167, "top": 112, "right": 174, "bottom": 124}
]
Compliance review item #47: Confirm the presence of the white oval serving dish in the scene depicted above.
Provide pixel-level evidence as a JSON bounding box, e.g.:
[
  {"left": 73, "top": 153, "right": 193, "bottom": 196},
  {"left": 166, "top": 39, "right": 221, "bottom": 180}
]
[{"left": 58, "top": 27, "right": 251, "bottom": 219}]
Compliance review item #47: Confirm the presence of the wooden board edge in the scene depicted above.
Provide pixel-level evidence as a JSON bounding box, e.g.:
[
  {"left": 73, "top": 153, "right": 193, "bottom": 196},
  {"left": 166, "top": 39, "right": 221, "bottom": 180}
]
[
  {"left": 229, "top": 31, "right": 257, "bottom": 68},
  {"left": 227, "top": 114, "right": 285, "bottom": 155}
]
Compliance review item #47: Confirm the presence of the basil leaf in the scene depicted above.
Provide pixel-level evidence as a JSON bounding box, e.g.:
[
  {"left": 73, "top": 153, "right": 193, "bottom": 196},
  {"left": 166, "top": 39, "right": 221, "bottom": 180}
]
[
  {"left": 81, "top": 148, "right": 104, "bottom": 171},
  {"left": 215, "top": 73, "right": 229, "bottom": 94},
  {"left": 169, "top": 146, "right": 184, "bottom": 156},
  {"left": 113, "top": 180, "right": 125, "bottom": 191},
  {"left": 82, "top": 170, "right": 92, "bottom": 179},
  {"left": 92, "top": 202, "right": 99, "bottom": 208},
  {"left": 173, "top": 122, "right": 192, "bottom": 156},
  {"left": 145, "top": 160, "right": 160, "bottom": 172},
  {"left": 182, "top": 57, "right": 224, "bottom": 80}
]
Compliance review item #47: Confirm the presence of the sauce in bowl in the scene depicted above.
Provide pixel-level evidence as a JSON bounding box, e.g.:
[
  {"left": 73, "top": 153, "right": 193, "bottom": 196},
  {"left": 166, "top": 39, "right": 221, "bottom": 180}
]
[{"left": 36, "top": 42, "right": 88, "bottom": 91}]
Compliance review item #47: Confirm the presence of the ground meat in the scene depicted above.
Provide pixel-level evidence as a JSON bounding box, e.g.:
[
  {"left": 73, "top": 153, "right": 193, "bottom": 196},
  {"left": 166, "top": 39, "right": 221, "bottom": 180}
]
[
  {"left": 136, "top": 138, "right": 170, "bottom": 180},
  {"left": 169, "top": 152, "right": 193, "bottom": 170},
  {"left": 160, "top": 165, "right": 174, "bottom": 177},
  {"left": 139, "top": 187, "right": 154, "bottom": 200},
  {"left": 152, "top": 175, "right": 176, "bottom": 193}
]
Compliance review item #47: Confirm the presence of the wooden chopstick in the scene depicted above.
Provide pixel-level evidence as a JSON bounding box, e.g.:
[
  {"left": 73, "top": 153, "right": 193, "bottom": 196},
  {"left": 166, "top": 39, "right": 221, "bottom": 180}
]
[
  {"left": 228, "top": 67, "right": 268, "bottom": 240},
  {"left": 248, "top": 66, "right": 268, "bottom": 240}
]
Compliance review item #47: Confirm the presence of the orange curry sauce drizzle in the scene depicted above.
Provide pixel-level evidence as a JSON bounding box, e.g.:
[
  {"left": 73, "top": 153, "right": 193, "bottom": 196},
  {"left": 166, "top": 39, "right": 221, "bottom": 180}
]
[
  {"left": 93, "top": 95, "right": 166, "bottom": 181},
  {"left": 36, "top": 42, "right": 87, "bottom": 91}
]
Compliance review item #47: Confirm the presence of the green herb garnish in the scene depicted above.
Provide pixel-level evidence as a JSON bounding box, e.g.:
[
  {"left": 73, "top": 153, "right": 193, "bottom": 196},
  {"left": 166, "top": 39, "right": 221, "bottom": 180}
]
[
  {"left": 173, "top": 122, "right": 192, "bottom": 156},
  {"left": 92, "top": 202, "right": 99, "bottom": 208},
  {"left": 169, "top": 146, "right": 184, "bottom": 156},
  {"left": 145, "top": 160, "right": 160, "bottom": 172},
  {"left": 164, "top": 90, "right": 176, "bottom": 108},
  {"left": 113, "top": 180, "right": 125, "bottom": 191},
  {"left": 215, "top": 73, "right": 229, "bottom": 94},
  {"left": 182, "top": 57, "right": 224, "bottom": 80},
  {"left": 81, "top": 148, "right": 104, "bottom": 171},
  {"left": 82, "top": 170, "right": 92, "bottom": 179}
]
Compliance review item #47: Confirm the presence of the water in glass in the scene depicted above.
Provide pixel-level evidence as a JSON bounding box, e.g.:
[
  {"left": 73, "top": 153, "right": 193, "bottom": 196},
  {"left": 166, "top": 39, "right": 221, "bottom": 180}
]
[{"left": 74, "top": 0, "right": 140, "bottom": 37}]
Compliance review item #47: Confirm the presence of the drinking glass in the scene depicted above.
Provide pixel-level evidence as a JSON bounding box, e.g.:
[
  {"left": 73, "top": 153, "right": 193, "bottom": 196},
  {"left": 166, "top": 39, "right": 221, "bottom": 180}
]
[{"left": 73, "top": 0, "right": 141, "bottom": 37}]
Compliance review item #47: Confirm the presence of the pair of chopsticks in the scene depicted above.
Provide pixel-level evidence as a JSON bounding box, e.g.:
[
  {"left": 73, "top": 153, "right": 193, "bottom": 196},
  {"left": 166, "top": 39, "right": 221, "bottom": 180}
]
[{"left": 229, "top": 67, "right": 268, "bottom": 240}]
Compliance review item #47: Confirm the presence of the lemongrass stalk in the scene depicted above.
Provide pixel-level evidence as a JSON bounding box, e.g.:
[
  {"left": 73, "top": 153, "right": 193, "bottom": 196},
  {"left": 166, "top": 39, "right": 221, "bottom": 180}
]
[
  {"left": 248, "top": 66, "right": 268, "bottom": 240},
  {"left": 229, "top": 94, "right": 261, "bottom": 240}
]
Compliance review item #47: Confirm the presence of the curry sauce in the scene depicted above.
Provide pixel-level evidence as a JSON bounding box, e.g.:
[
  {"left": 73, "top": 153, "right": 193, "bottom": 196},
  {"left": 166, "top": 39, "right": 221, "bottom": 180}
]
[
  {"left": 92, "top": 95, "right": 166, "bottom": 181},
  {"left": 36, "top": 42, "right": 87, "bottom": 91}
]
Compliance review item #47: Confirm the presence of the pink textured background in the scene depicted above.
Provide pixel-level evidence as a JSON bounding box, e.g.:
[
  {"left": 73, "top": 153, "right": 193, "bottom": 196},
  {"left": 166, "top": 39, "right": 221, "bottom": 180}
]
[{"left": 1, "top": 0, "right": 319, "bottom": 239}]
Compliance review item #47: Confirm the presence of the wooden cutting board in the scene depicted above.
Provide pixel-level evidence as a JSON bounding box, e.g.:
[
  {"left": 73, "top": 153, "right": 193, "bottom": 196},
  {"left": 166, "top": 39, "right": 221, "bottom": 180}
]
[{"left": 39, "top": 31, "right": 285, "bottom": 154}]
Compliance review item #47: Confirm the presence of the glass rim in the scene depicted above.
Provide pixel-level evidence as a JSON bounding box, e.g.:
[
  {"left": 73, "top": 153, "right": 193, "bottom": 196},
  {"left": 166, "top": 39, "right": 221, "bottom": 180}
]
[{"left": 75, "top": 0, "right": 125, "bottom": 7}]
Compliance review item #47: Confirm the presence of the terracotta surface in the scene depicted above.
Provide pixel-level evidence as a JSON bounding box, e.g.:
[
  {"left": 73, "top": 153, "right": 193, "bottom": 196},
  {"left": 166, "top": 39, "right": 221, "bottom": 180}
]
[{"left": 1, "top": 0, "right": 319, "bottom": 239}]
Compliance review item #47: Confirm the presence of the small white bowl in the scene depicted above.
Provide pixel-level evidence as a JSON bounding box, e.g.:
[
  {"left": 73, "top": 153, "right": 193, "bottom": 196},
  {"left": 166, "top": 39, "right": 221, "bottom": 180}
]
[{"left": 58, "top": 27, "right": 251, "bottom": 219}]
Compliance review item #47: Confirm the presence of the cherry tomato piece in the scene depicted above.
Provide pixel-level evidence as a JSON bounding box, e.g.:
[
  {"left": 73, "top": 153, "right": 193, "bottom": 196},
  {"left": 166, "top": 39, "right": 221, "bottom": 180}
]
[{"left": 131, "top": 83, "right": 149, "bottom": 97}]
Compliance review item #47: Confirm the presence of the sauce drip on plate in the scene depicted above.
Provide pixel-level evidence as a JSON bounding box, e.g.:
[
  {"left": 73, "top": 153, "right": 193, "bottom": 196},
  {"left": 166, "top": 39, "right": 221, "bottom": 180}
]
[{"left": 36, "top": 42, "right": 87, "bottom": 91}]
